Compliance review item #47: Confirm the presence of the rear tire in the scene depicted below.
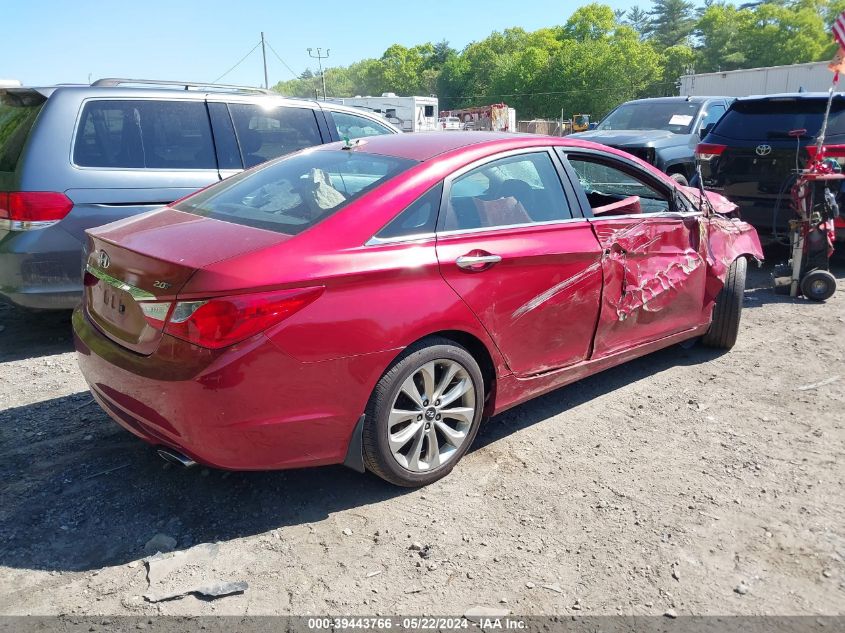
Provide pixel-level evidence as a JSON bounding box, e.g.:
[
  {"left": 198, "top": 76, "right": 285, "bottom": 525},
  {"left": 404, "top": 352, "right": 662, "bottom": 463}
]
[
  {"left": 702, "top": 257, "right": 747, "bottom": 350},
  {"left": 362, "top": 337, "right": 484, "bottom": 487},
  {"left": 800, "top": 269, "right": 836, "bottom": 301}
]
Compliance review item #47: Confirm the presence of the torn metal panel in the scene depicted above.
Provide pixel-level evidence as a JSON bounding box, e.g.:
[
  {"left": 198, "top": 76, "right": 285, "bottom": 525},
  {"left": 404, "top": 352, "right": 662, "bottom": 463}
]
[
  {"left": 702, "top": 214, "right": 764, "bottom": 304},
  {"left": 679, "top": 185, "right": 739, "bottom": 215},
  {"left": 143, "top": 543, "right": 248, "bottom": 603}
]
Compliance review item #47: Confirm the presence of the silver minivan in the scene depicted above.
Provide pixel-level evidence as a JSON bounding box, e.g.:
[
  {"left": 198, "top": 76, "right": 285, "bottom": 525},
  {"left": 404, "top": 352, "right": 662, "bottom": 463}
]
[{"left": 0, "top": 78, "right": 399, "bottom": 310}]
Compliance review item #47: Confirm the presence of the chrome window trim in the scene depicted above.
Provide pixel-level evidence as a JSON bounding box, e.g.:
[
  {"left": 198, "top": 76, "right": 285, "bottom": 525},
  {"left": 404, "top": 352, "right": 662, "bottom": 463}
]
[
  {"left": 85, "top": 264, "right": 156, "bottom": 301},
  {"left": 436, "top": 216, "right": 589, "bottom": 238},
  {"left": 587, "top": 210, "right": 703, "bottom": 222},
  {"left": 365, "top": 232, "right": 437, "bottom": 246}
]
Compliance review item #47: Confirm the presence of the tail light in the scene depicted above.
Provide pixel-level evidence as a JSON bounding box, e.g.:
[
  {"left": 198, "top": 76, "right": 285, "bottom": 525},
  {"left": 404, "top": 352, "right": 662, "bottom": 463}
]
[
  {"left": 0, "top": 191, "right": 74, "bottom": 230},
  {"left": 806, "top": 144, "right": 845, "bottom": 159},
  {"left": 157, "top": 287, "right": 324, "bottom": 349},
  {"left": 695, "top": 143, "right": 726, "bottom": 161}
]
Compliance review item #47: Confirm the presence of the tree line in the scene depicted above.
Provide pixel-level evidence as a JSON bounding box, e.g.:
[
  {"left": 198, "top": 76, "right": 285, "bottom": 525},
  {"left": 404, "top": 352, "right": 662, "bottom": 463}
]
[{"left": 273, "top": 0, "right": 845, "bottom": 120}]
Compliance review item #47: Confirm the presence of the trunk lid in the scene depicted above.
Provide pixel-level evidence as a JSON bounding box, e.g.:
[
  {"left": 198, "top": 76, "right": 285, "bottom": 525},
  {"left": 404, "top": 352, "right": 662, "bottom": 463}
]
[{"left": 84, "top": 207, "right": 290, "bottom": 354}]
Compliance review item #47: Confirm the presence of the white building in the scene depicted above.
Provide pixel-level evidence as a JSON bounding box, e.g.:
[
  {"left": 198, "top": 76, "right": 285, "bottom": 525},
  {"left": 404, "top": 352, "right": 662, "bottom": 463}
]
[
  {"left": 679, "top": 62, "right": 839, "bottom": 97},
  {"left": 326, "top": 94, "right": 438, "bottom": 132}
]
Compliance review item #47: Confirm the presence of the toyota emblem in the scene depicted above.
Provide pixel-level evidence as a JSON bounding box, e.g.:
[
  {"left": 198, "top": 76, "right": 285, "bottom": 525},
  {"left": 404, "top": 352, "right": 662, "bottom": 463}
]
[
  {"left": 755, "top": 144, "right": 772, "bottom": 157},
  {"left": 97, "top": 250, "right": 111, "bottom": 269}
]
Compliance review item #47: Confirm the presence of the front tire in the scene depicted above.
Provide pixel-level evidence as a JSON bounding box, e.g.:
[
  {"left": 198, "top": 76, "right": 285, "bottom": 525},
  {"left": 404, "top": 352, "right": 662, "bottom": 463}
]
[
  {"left": 362, "top": 338, "right": 484, "bottom": 487},
  {"left": 702, "top": 257, "right": 747, "bottom": 349}
]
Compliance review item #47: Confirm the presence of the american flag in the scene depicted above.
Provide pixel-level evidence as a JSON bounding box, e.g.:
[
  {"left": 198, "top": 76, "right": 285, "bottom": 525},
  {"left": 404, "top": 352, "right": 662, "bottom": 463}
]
[{"left": 834, "top": 10, "right": 845, "bottom": 50}]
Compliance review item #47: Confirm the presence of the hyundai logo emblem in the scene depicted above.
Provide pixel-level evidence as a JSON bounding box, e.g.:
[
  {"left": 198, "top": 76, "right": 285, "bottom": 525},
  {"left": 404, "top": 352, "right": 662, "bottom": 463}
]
[
  {"left": 97, "top": 250, "right": 110, "bottom": 269},
  {"left": 755, "top": 144, "right": 773, "bottom": 157}
]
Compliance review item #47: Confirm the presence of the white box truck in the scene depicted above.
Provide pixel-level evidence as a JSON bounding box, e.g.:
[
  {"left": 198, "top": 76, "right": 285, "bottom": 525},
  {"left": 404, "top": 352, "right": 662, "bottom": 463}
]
[{"left": 326, "top": 94, "right": 439, "bottom": 132}]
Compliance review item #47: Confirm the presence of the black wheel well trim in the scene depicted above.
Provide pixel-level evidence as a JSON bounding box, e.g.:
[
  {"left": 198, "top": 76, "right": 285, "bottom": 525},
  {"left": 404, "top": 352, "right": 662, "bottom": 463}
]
[{"left": 344, "top": 329, "right": 499, "bottom": 473}]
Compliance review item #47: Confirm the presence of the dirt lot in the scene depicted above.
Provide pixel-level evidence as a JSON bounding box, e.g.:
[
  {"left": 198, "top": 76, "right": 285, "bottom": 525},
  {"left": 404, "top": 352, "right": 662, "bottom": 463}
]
[{"left": 0, "top": 254, "right": 843, "bottom": 617}]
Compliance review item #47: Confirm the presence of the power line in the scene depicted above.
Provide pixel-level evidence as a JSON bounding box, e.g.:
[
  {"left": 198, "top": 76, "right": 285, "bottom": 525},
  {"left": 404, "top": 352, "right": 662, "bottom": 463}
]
[
  {"left": 212, "top": 41, "right": 262, "bottom": 84},
  {"left": 265, "top": 39, "right": 300, "bottom": 80}
]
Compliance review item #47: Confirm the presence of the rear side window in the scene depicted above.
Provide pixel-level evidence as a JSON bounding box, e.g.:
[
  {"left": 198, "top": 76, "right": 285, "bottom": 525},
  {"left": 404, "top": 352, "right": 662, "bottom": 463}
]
[
  {"left": 375, "top": 184, "right": 442, "bottom": 241},
  {"left": 229, "top": 104, "right": 323, "bottom": 168},
  {"left": 74, "top": 100, "right": 216, "bottom": 169},
  {"left": 330, "top": 111, "right": 394, "bottom": 140},
  {"left": 174, "top": 150, "right": 416, "bottom": 235},
  {"left": 714, "top": 98, "right": 845, "bottom": 141},
  {"left": 0, "top": 91, "right": 45, "bottom": 172}
]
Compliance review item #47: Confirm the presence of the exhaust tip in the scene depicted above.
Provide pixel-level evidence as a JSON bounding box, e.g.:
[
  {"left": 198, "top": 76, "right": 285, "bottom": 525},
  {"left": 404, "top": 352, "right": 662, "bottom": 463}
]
[{"left": 157, "top": 447, "right": 197, "bottom": 468}]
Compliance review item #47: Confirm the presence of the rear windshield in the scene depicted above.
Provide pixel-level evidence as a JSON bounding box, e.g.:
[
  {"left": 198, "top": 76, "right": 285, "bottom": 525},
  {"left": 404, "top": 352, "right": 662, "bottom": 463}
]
[
  {"left": 596, "top": 101, "right": 702, "bottom": 134},
  {"left": 713, "top": 98, "right": 845, "bottom": 141},
  {"left": 174, "top": 149, "right": 416, "bottom": 235},
  {"left": 0, "top": 91, "right": 45, "bottom": 172}
]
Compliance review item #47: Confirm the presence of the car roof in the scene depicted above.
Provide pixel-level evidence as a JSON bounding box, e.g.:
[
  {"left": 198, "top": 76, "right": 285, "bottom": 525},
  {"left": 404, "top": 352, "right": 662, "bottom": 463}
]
[
  {"left": 736, "top": 92, "right": 845, "bottom": 102},
  {"left": 622, "top": 96, "right": 729, "bottom": 105},
  {"left": 314, "top": 131, "right": 612, "bottom": 162},
  {"left": 21, "top": 84, "right": 324, "bottom": 108}
]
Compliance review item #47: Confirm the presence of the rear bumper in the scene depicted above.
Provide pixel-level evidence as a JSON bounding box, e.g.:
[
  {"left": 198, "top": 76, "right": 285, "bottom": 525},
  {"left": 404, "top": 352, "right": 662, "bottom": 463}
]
[
  {"left": 72, "top": 306, "right": 391, "bottom": 471},
  {"left": 0, "top": 224, "right": 84, "bottom": 310}
]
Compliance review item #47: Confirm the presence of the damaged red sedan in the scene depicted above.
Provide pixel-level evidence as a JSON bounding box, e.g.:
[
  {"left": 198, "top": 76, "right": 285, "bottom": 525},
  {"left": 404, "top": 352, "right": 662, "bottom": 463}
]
[{"left": 73, "top": 132, "right": 763, "bottom": 487}]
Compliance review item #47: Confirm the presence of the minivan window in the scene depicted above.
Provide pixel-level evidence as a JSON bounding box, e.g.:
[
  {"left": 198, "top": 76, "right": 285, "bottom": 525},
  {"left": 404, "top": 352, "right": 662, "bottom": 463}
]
[
  {"left": 229, "top": 104, "right": 322, "bottom": 168},
  {"left": 713, "top": 98, "right": 845, "bottom": 141},
  {"left": 331, "top": 111, "right": 394, "bottom": 140},
  {"left": 0, "top": 92, "right": 45, "bottom": 172},
  {"left": 74, "top": 100, "right": 216, "bottom": 169},
  {"left": 174, "top": 149, "right": 416, "bottom": 235}
]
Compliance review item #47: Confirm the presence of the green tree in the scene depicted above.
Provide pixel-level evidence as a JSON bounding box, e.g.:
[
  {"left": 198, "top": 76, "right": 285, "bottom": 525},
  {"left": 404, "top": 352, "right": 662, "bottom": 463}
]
[{"left": 648, "top": 0, "right": 697, "bottom": 47}]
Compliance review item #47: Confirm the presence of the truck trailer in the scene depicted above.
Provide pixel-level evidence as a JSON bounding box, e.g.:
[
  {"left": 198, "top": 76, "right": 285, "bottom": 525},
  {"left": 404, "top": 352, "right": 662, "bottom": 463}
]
[{"left": 679, "top": 62, "right": 837, "bottom": 97}]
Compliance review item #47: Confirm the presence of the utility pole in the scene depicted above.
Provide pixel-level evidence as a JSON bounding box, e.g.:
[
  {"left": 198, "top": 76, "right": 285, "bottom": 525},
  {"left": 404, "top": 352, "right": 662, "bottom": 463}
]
[
  {"left": 307, "top": 47, "right": 330, "bottom": 100},
  {"left": 260, "top": 32, "right": 269, "bottom": 89}
]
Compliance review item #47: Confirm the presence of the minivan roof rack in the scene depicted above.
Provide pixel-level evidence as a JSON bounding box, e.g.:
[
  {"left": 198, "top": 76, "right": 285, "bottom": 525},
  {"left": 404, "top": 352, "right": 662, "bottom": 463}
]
[{"left": 91, "top": 78, "right": 274, "bottom": 95}]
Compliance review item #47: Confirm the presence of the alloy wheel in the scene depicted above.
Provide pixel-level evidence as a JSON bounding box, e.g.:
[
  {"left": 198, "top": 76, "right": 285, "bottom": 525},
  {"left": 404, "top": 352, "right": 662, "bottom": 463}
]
[{"left": 387, "top": 359, "right": 476, "bottom": 472}]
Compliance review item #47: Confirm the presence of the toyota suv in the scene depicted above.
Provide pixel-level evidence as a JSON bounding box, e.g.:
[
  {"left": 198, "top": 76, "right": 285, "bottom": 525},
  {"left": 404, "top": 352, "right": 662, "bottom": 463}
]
[
  {"left": 696, "top": 92, "right": 845, "bottom": 243},
  {"left": 0, "top": 78, "right": 399, "bottom": 310}
]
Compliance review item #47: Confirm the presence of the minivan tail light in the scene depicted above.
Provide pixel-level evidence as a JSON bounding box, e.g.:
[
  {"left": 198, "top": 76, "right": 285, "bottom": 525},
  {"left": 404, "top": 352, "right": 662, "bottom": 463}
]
[
  {"left": 163, "top": 287, "right": 324, "bottom": 349},
  {"left": 0, "top": 191, "right": 74, "bottom": 229},
  {"left": 695, "top": 143, "right": 727, "bottom": 161}
]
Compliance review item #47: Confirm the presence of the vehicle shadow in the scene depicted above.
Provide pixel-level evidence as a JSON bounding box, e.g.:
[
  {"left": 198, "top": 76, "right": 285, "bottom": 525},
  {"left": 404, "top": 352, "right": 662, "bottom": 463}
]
[
  {"left": 0, "top": 339, "right": 725, "bottom": 573},
  {"left": 474, "top": 340, "right": 724, "bottom": 451},
  {"left": 0, "top": 303, "right": 75, "bottom": 363}
]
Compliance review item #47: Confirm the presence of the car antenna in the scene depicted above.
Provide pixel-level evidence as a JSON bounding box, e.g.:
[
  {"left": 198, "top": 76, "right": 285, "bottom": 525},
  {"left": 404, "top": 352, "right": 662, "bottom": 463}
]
[
  {"left": 695, "top": 161, "right": 714, "bottom": 215},
  {"left": 341, "top": 136, "right": 363, "bottom": 150}
]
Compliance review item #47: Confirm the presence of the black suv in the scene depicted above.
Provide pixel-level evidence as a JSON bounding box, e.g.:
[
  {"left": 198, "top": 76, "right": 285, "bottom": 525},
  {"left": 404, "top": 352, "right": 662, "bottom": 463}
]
[
  {"left": 697, "top": 92, "right": 845, "bottom": 242},
  {"left": 569, "top": 96, "right": 731, "bottom": 185}
]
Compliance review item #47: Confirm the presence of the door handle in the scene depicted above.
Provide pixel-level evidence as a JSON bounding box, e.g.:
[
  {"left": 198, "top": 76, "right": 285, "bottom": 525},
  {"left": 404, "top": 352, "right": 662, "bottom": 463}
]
[{"left": 456, "top": 253, "right": 502, "bottom": 270}]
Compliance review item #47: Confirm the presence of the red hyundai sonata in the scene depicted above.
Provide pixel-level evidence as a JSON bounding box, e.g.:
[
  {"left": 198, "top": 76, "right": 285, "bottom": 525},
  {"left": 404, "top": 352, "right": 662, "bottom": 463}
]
[{"left": 73, "top": 132, "right": 763, "bottom": 487}]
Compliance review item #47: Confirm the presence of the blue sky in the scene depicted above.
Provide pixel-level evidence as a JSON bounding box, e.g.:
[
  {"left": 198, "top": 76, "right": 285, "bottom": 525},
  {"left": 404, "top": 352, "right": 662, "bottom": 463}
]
[{"left": 4, "top": 0, "right": 638, "bottom": 88}]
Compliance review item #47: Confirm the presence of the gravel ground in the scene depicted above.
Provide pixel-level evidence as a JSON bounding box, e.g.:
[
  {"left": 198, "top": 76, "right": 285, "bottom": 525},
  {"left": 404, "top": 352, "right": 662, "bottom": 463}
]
[{"left": 0, "top": 254, "right": 843, "bottom": 617}]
